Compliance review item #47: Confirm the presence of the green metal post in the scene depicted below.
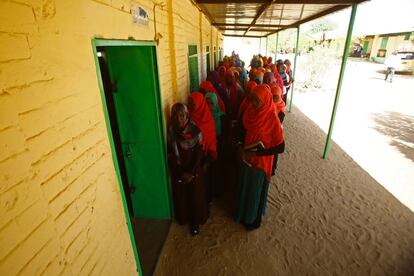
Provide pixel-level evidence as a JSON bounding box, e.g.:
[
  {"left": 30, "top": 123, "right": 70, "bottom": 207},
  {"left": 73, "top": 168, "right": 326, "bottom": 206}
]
[
  {"left": 288, "top": 25, "right": 300, "bottom": 113},
  {"left": 323, "top": 3, "right": 358, "bottom": 160},
  {"left": 265, "top": 36, "right": 268, "bottom": 56},
  {"left": 275, "top": 32, "right": 279, "bottom": 60}
]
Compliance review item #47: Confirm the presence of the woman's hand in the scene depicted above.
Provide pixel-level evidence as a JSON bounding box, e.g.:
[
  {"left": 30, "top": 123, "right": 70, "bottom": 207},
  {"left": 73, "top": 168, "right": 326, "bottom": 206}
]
[
  {"left": 202, "top": 163, "right": 209, "bottom": 174},
  {"left": 244, "top": 150, "right": 256, "bottom": 159},
  {"left": 182, "top": 173, "right": 194, "bottom": 183}
]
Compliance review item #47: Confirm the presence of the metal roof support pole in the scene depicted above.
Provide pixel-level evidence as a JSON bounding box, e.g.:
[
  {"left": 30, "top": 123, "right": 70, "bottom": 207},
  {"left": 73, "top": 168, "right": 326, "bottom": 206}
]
[
  {"left": 275, "top": 32, "right": 279, "bottom": 60},
  {"left": 265, "top": 36, "right": 268, "bottom": 56},
  {"left": 323, "top": 3, "right": 358, "bottom": 160},
  {"left": 288, "top": 25, "right": 300, "bottom": 113}
]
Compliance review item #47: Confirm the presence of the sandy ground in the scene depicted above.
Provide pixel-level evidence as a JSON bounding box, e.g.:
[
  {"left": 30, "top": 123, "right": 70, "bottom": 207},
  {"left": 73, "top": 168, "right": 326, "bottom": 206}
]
[
  {"left": 154, "top": 106, "right": 414, "bottom": 276},
  {"left": 294, "top": 58, "right": 414, "bottom": 211}
]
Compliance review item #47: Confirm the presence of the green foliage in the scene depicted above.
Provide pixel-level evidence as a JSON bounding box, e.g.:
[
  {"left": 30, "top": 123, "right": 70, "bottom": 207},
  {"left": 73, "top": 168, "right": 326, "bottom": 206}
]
[{"left": 309, "top": 18, "right": 338, "bottom": 34}]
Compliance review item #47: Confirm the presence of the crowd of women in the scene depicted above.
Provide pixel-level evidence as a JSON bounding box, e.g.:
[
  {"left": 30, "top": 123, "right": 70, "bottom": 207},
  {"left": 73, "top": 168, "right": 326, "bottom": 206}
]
[{"left": 167, "top": 52, "right": 294, "bottom": 235}]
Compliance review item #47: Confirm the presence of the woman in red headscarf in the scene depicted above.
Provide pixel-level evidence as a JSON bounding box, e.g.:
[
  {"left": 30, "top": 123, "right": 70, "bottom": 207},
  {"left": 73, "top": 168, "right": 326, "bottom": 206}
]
[
  {"left": 234, "top": 85, "right": 285, "bottom": 230},
  {"left": 238, "top": 81, "right": 257, "bottom": 119},
  {"left": 271, "top": 64, "right": 284, "bottom": 92},
  {"left": 263, "top": 71, "right": 285, "bottom": 123},
  {"left": 188, "top": 92, "right": 219, "bottom": 203},
  {"left": 262, "top": 56, "right": 268, "bottom": 66},
  {"left": 223, "top": 69, "right": 245, "bottom": 119},
  {"left": 188, "top": 92, "right": 217, "bottom": 160},
  {"left": 218, "top": 65, "right": 227, "bottom": 85}
]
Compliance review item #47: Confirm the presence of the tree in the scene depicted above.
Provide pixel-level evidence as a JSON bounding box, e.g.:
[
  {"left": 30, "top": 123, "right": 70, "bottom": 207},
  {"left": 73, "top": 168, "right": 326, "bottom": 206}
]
[{"left": 309, "top": 18, "right": 338, "bottom": 42}]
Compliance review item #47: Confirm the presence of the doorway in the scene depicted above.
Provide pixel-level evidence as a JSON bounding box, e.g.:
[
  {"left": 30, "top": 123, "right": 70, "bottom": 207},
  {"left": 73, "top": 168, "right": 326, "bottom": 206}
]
[
  {"left": 92, "top": 39, "right": 171, "bottom": 276},
  {"left": 213, "top": 46, "right": 217, "bottom": 69},
  {"left": 206, "top": 45, "right": 211, "bottom": 73},
  {"left": 219, "top": 47, "right": 223, "bottom": 62},
  {"left": 188, "top": 44, "right": 199, "bottom": 92}
]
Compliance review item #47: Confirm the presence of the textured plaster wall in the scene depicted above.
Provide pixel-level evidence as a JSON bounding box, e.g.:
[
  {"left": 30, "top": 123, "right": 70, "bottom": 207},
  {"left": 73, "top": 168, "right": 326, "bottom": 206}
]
[{"left": 0, "top": 0, "right": 222, "bottom": 275}]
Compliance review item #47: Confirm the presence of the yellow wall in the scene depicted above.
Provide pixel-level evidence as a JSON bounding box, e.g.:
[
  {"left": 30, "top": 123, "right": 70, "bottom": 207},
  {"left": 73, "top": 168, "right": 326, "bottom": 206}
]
[
  {"left": 370, "top": 34, "right": 414, "bottom": 59},
  {"left": 0, "top": 0, "right": 222, "bottom": 275}
]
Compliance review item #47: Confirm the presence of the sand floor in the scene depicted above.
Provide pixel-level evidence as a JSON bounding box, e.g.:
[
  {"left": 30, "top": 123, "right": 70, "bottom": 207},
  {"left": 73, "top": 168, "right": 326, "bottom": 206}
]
[{"left": 154, "top": 106, "right": 414, "bottom": 276}]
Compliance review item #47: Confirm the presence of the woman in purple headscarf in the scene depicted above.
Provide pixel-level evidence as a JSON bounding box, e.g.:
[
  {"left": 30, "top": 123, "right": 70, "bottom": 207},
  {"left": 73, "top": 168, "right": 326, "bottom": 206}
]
[{"left": 207, "top": 70, "right": 231, "bottom": 114}]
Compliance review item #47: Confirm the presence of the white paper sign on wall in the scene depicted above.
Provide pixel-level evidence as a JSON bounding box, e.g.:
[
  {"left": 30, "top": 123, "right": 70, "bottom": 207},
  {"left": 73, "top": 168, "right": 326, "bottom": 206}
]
[{"left": 131, "top": 6, "right": 148, "bottom": 26}]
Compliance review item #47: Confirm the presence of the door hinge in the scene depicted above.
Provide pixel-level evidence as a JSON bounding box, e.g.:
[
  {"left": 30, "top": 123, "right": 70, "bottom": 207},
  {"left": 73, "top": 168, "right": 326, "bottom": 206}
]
[{"left": 111, "top": 81, "right": 118, "bottom": 93}]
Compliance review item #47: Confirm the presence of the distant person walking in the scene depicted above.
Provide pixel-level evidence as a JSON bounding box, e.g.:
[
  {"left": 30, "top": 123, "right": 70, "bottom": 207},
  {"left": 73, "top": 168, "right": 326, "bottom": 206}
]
[{"left": 384, "top": 51, "right": 401, "bottom": 83}]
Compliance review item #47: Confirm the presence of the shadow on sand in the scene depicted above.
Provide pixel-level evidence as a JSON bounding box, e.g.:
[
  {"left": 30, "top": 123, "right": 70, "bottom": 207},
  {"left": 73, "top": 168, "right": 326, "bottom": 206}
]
[
  {"left": 376, "top": 69, "right": 414, "bottom": 76},
  {"left": 372, "top": 111, "right": 414, "bottom": 162}
]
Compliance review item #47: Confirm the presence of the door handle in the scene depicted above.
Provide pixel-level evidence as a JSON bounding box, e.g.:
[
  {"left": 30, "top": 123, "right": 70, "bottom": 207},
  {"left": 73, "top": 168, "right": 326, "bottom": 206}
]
[
  {"left": 125, "top": 144, "right": 133, "bottom": 159},
  {"left": 111, "top": 81, "right": 118, "bottom": 93},
  {"left": 129, "top": 185, "right": 136, "bottom": 194},
  {"left": 126, "top": 148, "right": 132, "bottom": 159}
]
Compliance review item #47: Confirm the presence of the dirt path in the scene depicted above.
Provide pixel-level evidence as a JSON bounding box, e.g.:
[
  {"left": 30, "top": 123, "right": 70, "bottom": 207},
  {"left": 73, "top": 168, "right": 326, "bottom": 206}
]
[
  {"left": 155, "top": 106, "right": 414, "bottom": 276},
  {"left": 294, "top": 59, "right": 414, "bottom": 211}
]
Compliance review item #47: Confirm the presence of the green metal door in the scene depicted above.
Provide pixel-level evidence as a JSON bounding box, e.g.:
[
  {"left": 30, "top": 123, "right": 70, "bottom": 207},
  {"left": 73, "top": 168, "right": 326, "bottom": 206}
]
[
  {"left": 206, "top": 46, "right": 211, "bottom": 73},
  {"left": 105, "top": 46, "right": 171, "bottom": 219},
  {"left": 188, "top": 45, "right": 199, "bottom": 92},
  {"left": 380, "top": 37, "right": 388, "bottom": 49},
  {"left": 214, "top": 47, "right": 217, "bottom": 69},
  {"left": 362, "top": 40, "right": 369, "bottom": 55}
]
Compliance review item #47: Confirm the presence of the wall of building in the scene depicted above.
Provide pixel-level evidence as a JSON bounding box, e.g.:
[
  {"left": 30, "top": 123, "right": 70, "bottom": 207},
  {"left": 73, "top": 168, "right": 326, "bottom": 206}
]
[
  {"left": 200, "top": 14, "right": 212, "bottom": 82},
  {"left": 212, "top": 26, "right": 220, "bottom": 69},
  {"left": 370, "top": 33, "right": 414, "bottom": 62},
  {"left": 0, "top": 0, "right": 222, "bottom": 275}
]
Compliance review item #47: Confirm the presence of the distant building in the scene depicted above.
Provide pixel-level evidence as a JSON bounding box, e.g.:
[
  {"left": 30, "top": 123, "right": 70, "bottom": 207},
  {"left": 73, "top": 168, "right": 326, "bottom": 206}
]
[{"left": 360, "top": 31, "right": 414, "bottom": 62}]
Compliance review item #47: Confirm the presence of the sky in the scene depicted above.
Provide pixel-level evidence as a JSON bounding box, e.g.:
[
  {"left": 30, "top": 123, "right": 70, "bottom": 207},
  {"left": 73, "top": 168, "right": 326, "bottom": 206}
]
[
  {"left": 224, "top": 0, "right": 414, "bottom": 59},
  {"left": 307, "top": 0, "right": 414, "bottom": 36}
]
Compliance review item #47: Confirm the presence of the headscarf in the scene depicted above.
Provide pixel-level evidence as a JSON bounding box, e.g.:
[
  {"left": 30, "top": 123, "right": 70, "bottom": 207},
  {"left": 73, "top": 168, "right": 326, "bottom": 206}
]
[
  {"left": 250, "top": 55, "right": 259, "bottom": 69},
  {"left": 169, "top": 103, "right": 203, "bottom": 159},
  {"left": 246, "top": 81, "right": 258, "bottom": 94},
  {"left": 224, "top": 69, "right": 241, "bottom": 118},
  {"left": 238, "top": 81, "right": 257, "bottom": 118},
  {"left": 270, "top": 64, "right": 277, "bottom": 73},
  {"left": 271, "top": 65, "right": 284, "bottom": 92},
  {"left": 189, "top": 92, "right": 217, "bottom": 160},
  {"left": 218, "top": 65, "right": 227, "bottom": 84},
  {"left": 208, "top": 70, "right": 221, "bottom": 86},
  {"left": 263, "top": 72, "right": 275, "bottom": 85},
  {"left": 208, "top": 70, "right": 231, "bottom": 113},
  {"left": 199, "top": 81, "right": 226, "bottom": 113},
  {"left": 223, "top": 60, "right": 230, "bottom": 69},
  {"left": 277, "top": 62, "right": 288, "bottom": 84},
  {"left": 249, "top": 68, "right": 257, "bottom": 81},
  {"left": 240, "top": 67, "right": 248, "bottom": 85},
  {"left": 276, "top": 59, "right": 284, "bottom": 65},
  {"left": 235, "top": 59, "right": 242, "bottom": 68},
  {"left": 259, "top": 57, "right": 264, "bottom": 68},
  {"left": 270, "top": 85, "right": 286, "bottom": 114},
  {"left": 284, "top": 59, "right": 292, "bottom": 74},
  {"left": 262, "top": 56, "right": 268, "bottom": 66},
  {"left": 243, "top": 85, "right": 284, "bottom": 177},
  {"left": 205, "top": 93, "right": 224, "bottom": 137},
  {"left": 267, "top": 57, "right": 273, "bottom": 66},
  {"left": 253, "top": 68, "right": 264, "bottom": 84}
]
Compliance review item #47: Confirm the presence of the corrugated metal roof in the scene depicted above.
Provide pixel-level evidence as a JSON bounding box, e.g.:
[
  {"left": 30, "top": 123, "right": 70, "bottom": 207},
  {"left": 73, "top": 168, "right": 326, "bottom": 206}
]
[{"left": 195, "top": 0, "right": 368, "bottom": 37}]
